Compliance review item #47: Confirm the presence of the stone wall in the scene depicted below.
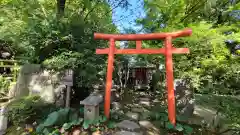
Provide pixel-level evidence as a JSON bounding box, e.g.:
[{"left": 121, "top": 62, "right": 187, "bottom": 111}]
[{"left": 8, "top": 64, "right": 67, "bottom": 106}]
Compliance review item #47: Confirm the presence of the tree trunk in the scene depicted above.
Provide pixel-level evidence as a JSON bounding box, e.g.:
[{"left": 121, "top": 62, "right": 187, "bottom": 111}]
[
  {"left": 123, "top": 64, "right": 129, "bottom": 88},
  {"left": 117, "top": 62, "right": 123, "bottom": 91},
  {"left": 57, "top": 0, "right": 66, "bottom": 17},
  {"left": 118, "top": 68, "right": 123, "bottom": 90}
]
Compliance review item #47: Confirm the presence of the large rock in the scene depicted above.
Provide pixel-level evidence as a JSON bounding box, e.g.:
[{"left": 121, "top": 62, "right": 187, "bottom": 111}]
[
  {"left": 10, "top": 64, "right": 41, "bottom": 98},
  {"left": 9, "top": 64, "right": 69, "bottom": 106},
  {"left": 174, "top": 79, "right": 195, "bottom": 118}
]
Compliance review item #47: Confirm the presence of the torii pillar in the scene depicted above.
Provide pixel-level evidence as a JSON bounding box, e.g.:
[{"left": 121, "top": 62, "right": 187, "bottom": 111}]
[{"left": 94, "top": 28, "right": 192, "bottom": 125}]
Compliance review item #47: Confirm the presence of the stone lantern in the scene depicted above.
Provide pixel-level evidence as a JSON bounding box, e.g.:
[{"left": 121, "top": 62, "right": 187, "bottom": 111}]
[{"left": 80, "top": 94, "right": 103, "bottom": 122}]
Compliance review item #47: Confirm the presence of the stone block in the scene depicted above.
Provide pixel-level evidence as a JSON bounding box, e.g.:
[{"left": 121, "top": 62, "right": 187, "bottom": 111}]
[
  {"left": 126, "top": 112, "right": 140, "bottom": 121},
  {"left": 116, "top": 120, "right": 141, "bottom": 132},
  {"left": 115, "top": 131, "right": 143, "bottom": 135}
]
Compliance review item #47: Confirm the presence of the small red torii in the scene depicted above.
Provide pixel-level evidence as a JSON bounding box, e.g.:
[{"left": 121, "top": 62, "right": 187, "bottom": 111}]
[{"left": 94, "top": 28, "right": 192, "bottom": 125}]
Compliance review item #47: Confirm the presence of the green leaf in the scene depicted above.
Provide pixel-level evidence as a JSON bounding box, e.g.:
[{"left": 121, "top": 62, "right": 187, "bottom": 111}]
[
  {"left": 71, "top": 118, "right": 83, "bottom": 126},
  {"left": 90, "top": 127, "right": 97, "bottom": 132},
  {"left": 92, "top": 118, "right": 100, "bottom": 126},
  {"left": 43, "top": 128, "right": 54, "bottom": 135},
  {"left": 99, "top": 115, "right": 107, "bottom": 123},
  {"left": 57, "top": 108, "right": 70, "bottom": 124},
  {"left": 83, "top": 0, "right": 91, "bottom": 9},
  {"left": 161, "top": 114, "right": 168, "bottom": 121},
  {"left": 175, "top": 123, "right": 184, "bottom": 131},
  {"left": 79, "top": 108, "right": 84, "bottom": 114},
  {"left": 83, "top": 120, "right": 90, "bottom": 129},
  {"left": 177, "top": 115, "right": 187, "bottom": 121},
  {"left": 183, "top": 125, "right": 193, "bottom": 134},
  {"left": 155, "top": 113, "right": 160, "bottom": 120},
  {"left": 69, "top": 111, "right": 78, "bottom": 122},
  {"left": 99, "top": 127, "right": 104, "bottom": 131},
  {"left": 36, "top": 124, "right": 45, "bottom": 133},
  {"left": 51, "top": 129, "right": 61, "bottom": 134},
  {"left": 43, "top": 111, "right": 59, "bottom": 127},
  {"left": 63, "top": 123, "right": 72, "bottom": 130},
  {"left": 107, "top": 121, "right": 116, "bottom": 129},
  {"left": 166, "top": 122, "right": 174, "bottom": 129}
]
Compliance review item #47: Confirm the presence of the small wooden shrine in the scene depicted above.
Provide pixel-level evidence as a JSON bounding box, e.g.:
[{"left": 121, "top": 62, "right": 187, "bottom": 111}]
[{"left": 128, "top": 65, "right": 155, "bottom": 88}]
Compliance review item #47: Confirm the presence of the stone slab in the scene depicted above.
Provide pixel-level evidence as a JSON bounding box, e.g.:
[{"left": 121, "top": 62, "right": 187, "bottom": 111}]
[
  {"left": 117, "top": 120, "right": 141, "bottom": 132},
  {"left": 115, "top": 131, "right": 143, "bottom": 135}
]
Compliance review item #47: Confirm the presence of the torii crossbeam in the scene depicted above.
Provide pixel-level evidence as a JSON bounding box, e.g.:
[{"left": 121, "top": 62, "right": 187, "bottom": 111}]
[{"left": 94, "top": 28, "right": 192, "bottom": 125}]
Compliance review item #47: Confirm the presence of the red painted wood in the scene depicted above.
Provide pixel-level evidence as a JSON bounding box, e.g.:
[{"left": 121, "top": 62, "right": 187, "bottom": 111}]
[
  {"left": 96, "top": 48, "right": 189, "bottom": 54},
  {"left": 136, "top": 41, "right": 142, "bottom": 49},
  {"left": 165, "top": 36, "right": 176, "bottom": 125},
  {"left": 104, "top": 38, "right": 115, "bottom": 118},
  {"left": 94, "top": 28, "right": 192, "bottom": 125},
  {"left": 94, "top": 28, "right": 192, "bottom": 40}
]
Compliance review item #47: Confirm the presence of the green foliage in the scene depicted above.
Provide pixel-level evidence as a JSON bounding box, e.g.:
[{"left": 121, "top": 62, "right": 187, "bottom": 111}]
[
  {"left": 195, "top": 94, "right": 240, "bottom": 127},
  {"left": 0, "top": 75, "right": 11, "bottom": 94},
  {"left": 81, "top": 115, "right": 116, "bottom": 131},
  {"left": 135, "top": 0, "right": 240, "bottom": 95},
  {"left": 172, "top": 23, "right": 240, "bottom": 95},
  {"left": 5, "top": 125, "right": 26, "bottom": 135},
  {"left": 6, "top": 95, "right": 59, "bottom": 126},
  {"left": 0, "top": 0, "right": 118, "bottom": 88},
  {"left": 36, "top": 108, "right": 82, "bottom": 133},
  {"left": 148, "top": 111, "right": 194, "bottom": 134},
  {"left": 35, "top": 108, "right": 117, "bottom": 135},
  {"left": 148, "top": 107, "right": 240, "bottom": 135}
]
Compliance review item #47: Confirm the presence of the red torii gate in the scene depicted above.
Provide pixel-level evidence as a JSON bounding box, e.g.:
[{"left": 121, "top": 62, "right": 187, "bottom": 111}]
[{"left": 94, "top": 28, "right": 192, "bottom": 125}]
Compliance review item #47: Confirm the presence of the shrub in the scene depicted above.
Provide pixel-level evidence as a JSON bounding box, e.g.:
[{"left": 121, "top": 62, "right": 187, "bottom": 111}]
[
  {"left": 6, "top": 95, "right": 59, "bottom": 126},
  {"left": 36, "top": 107, "right": 117, "bottom": 135}
]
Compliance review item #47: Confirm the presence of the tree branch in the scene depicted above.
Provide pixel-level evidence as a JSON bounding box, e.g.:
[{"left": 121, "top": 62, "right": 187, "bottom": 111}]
[
  {"left": 180, "top": 0, "right": 208, "bottom": 23},
  {"left": 83, "top": 0, "right": 128, "bottom": 22},
  {"left": 105, "top": 0, "right": 126, "bottom": 15},
  {"left": 83, "top": 0, "right": 101, "bottom": 21},
  {"left": 185, "top": 0, "right": 202, "bottom": 15}
]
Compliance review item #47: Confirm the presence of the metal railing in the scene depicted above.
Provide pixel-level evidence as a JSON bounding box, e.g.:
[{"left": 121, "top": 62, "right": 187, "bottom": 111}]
[{"left": 0, "top": 59, "right": 20, "bottom": 82}]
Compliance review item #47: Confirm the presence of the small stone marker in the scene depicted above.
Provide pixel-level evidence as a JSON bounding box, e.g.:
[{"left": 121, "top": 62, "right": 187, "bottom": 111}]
[
  {"left": 116, "top": 120, "right": 143, "bottom": 135},
  {"left": 80, "top": 94, "right": 103, "bottom": 122}
]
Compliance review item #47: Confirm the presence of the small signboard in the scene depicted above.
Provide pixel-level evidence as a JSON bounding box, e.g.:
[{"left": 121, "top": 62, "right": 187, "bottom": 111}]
[{"left": 61, "top": 69, "right": 73, "bottom": 86}]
